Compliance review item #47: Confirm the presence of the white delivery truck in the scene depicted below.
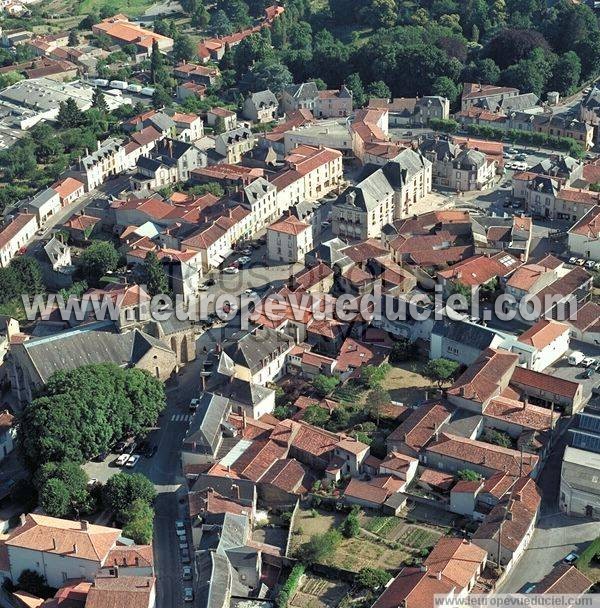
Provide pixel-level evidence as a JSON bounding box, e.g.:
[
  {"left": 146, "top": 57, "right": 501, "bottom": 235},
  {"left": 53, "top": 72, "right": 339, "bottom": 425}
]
[
  {"left": 109, "top": 80, "right": 128, "bottom": 90},
  {"left": 568, "top": 351, "right": 585, "bottom": 365}
]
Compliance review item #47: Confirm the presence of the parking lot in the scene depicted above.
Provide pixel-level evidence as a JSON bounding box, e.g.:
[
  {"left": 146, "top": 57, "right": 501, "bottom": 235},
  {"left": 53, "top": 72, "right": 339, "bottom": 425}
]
[{"left": 546, "top": 342, "right": 600, "bottom": 399}]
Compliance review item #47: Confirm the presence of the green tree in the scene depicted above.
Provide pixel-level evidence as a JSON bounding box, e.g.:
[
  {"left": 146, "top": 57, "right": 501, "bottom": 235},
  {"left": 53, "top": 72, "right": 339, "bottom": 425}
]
[
  {"left": 312, "top": 374, "right": 340, "bottom": 397},
  {"left": 68, "top": 30, "right": 79, "bottom": 46},
  {"left": 303, "top": 404, "right": 330, "bottom": 427},
  {"left": 188, "top": 182, "right": 225, "bottom": 197},
  {"left": 0, "top": 70, "right": 25, "bottom": 88},
  {"left": 366, "top": 386, "right": 390, "bottom": 425},
  {"left": 79, "top": 240, "right": 119, "bottom": 284},
  {"left": 214, "top": 116, "right": 227, "bottom": 135},
  {"left": 360, "top": 363, "right": 391, "bottom": 389},
  {"left": 483, "top": 428, "right": 512, "bottom": 448},
  {"left": 366, "top": 80, "right": 391, "bottom": 100},
  {"left": 346, "top": 73, "right": 366, "bottom": 108},
  {"left": 39, "top": 478, "right": 71, "bottom": 517},
  {"left": 549, "top": 51, "right": 581, "bottom": 95},
  {"left": 122, "top": 499, "right": 154, "bottom": 544},
  {"left": 17, "top": 364, "right": 166, "bottom": 469},
  {"left": 92, "top": 88, "right": 109, "bottom": 114},
  {"left": 360, "top": 0, "right": 398, "bottom": 28},
  {"left": 209, "top": 9, "right": 234, "bottom": 36},
  {"left": 150, "top": 39, "right": 166, "bottom": 84},
  {"left": 297, "top": 529, "right": 342, "bottom": 564},
  {"left": 356, "top": 567, "right": 392, "bottom": 590},
  {"left": 10, "top": 256, "right": 44, "bottom": 295},
  {"left": 56, "top": 98, "right": 85, "bottom": 129},
  {"left": 465, "top": 58, "right": 501, "bottom": 84},
  {"left": 18, "top": 570, "right": 52, "bottom": 599},
  {"left": 191, "top": 4, "right": 210, "bottom": 28},
  {"left": 431, "top": 76, "right": 460, "bottom": 103},
  {"left": 590, "top": 183, "right": 600, "bottom": 193},
  {"left": 152, "top": 85, "right": 172, "bottom": 109},
  {"left": 103, "top": 472, "right": 156, "bottom": 519},
  {"left": 340, "top": 507, "right": 360, "bottom": 538},
  {"left": 140, "top": 251, "right": 169, "bottom": 297},
  {"left": 390, "top": 339, "right": 418, "bottom": 363},
  {"left": 173, "top": 34, "right": 196, "bottom": 63},
  {"left": 243, "top": 60, "right": 292, "bottom": 93},
  {"left": 423, "top": 358, "right": 460, "bottom": 387},
  {"left": 458, "top": 469, "right": 481, "bottom": 481},
  {"left": 34, "top": 461, "right": 91, "bottom": 517}
]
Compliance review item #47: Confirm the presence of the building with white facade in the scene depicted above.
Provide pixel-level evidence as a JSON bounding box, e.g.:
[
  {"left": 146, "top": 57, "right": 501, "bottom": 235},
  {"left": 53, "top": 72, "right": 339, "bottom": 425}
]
[
  {"left": 0, "top": 213, "right": 38, "bottom": 268},
  {"left": 560, "top": 446, "right": 600, "bottom": 519},
  {"left": 267, "top": 215, "right": 313, "bottom": 263}
]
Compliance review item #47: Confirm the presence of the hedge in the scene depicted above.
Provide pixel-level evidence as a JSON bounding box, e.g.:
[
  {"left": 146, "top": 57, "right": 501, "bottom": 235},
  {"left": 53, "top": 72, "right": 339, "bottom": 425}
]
[
  {"left": 576, "top": 536, "right": 600, "bottom": 570},
  {"left": 277, "top": 563, "right": 305, "bottom": 608}
]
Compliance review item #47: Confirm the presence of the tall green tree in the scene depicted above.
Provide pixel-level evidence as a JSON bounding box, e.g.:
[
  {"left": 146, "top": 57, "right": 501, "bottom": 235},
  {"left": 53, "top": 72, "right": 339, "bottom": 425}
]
[
  {"left": 209, "top": 10, "right": 234, "bottom": 36},
  {"left": 140, "top": 251, "right": 169, "bottom": 297},
  {"left": 92, "top": 88, "right": 109, "bottom": 114},
  {"left": 173, "top": 34, "right": 196, "bottom": 63},
  {"left": 103, "top": 472, "right": 156, "bottom": 518},
  {"left": 79, "top": 241, "right": 119, "bottom": 284},
  {"left": 122, "top": 499, "right": 154, "bottom": 544},
  {"left": 346, "top": 73, "right": 366, "bottom": 108},
  {"left": 423, "top": 358, "right": 460, "bottom": 387},
  {"left": 150, "top": 39, "right": 166, "bottom": 84},
  {"left": 34, "top": 461, "right": 91, "bottom": 517},
  {"left": 56, "top": 98, "right": 85, "bottom": 129}
]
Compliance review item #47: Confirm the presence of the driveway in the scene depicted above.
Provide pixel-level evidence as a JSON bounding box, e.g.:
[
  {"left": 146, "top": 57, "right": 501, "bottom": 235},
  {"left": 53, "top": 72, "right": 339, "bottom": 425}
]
[{"left": 497, "top": 513, "right": 598, "bottom": 592}]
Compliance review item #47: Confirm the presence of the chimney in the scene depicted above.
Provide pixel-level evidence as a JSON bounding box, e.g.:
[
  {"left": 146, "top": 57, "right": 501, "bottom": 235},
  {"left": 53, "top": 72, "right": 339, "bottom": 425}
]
[
  {"left": 114, "top": 565, "right": 119, "bottom": 578},
  {"left": 72, "top": 543, "right": 77, "bottom": 554},
  {"left": 52, "top": 538, "right": 56, "bottom": 550},
  {"left": 242, "top": 410, "right": 247, "bottom": 430},
  {"left": 19, "top": 514, "right": 27, "bottom": 528},
  {"left": 81, "top": 520, "right": 89, "bottom": 531},
  {"left": 231, "top": 483, "right": 240, "bottom": 501},
  {"left": 436, "top": 571, "right": 442, "bottom": 580}
]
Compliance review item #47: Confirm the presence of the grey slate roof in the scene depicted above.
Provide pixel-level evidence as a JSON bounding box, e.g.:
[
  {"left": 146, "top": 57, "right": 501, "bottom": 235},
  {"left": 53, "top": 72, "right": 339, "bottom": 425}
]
[
  {"left": 147, "top": 111, "right": 175, "bottom": 133},
  {"left": 421, "top": 138, "right": 459, "bottom": 161},
  {"left": 479, "top": 93, "right": 539, "bottom": 112},
  {"left": 432, "top": 317, "right": 501, "bottom": 351},
  {"left": 530, "top": 155, "right": 581, "bottom": 178},
  {"left": 27, "top": 187, "right": 58, "bottom": 209},
  {"left": 243, "top": 177, "right": 275, "bottom": 203},
  {"left": 21, "top": 321, "right": 171, "bottom": 384},
  {"left": 190, "top": 474, "right": 255, "bottom": 504},
  {"left": 582, "top": 86, "right": 600, "bottom": 110},
  {"left": 216, "top": 127, "right": 253, "bottom": 147},
  {"left": 285, "top": 82, "right": 319, "bottom": 101},
  {"left": 183, "top": 392, "right": 230, "bottom": 456},
  {"left": 220, "top": 327, "right": 294, "bottom": 375},
  {"left": 336, "top": 169, "right": 395, "bottom": 212},
  {"left": 248, "top": 89, "right": 277, "bottom": 109},
  {"left": 213, "top": 374, "right": 274, "bottom": 407},
  {"left": 196, "top": 551, "right": 233, "bottom": 608},
  {"left": 454, "top": 148, "right": 486, "bottom": 170}
]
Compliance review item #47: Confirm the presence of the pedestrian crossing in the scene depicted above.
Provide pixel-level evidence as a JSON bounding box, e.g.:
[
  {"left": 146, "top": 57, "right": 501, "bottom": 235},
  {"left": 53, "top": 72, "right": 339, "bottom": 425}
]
[{"left": 171, "top": 414, "right": 192, "bottom": 423}]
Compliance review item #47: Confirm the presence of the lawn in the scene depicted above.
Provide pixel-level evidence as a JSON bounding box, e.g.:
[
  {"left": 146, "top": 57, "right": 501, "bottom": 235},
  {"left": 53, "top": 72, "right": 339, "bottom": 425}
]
[
  {"left": 362, "top": 513, "right": 442, "bottom": 549},
  {"left": 75, "top": 0, "right": 157, "bottom": 16},
  {"left": 290, "top": 575, "right": 350, "bottom": 608},
  {"left": 380, "top": 362, "right": 438, "bottom": 407},
  {"left": 290, "top": 508, "right": 409, "bottom": 572}
]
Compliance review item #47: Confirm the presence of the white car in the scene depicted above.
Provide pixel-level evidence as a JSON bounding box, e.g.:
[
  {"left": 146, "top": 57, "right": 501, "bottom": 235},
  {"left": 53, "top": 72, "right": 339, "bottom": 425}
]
[
  {"left": 585, "top": 260, "right": 596, "bottom": 269},
  {"left": 184, "top": 588, "right": 194, "bottom": 602},
  {"left": 223, "top": 266, "right": 239, "bottom": 274},
  {"left": 115, "top": 453, "right": 130, "bottom": 466},
  {"left": 569, "top": 256, "right": 578, "bottom": 264},
  {"left": 595, "top": 262, "right": 600, "bottom": 271},
  {"left": 237, "top": 256, "right": 251, "bottom": 265},
  {"left": 125, "top": 454, "right": 140, "bottom": 468},
  {"left": 582, "top": 357, "right": 596, "bottom": 368}
]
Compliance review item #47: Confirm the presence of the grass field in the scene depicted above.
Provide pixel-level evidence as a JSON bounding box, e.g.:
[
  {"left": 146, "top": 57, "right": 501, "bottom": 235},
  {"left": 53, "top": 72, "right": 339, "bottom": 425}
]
[
  {"left": 290, "top": 508, "right": 409, "bottom": 572},
  {"left": 362, "top": 514, "right": 442, "bottom": 550},
  {"left": 290, "top": 575, "right": 350, "bottom": 608},
  {"left": 380, "top": 362, "right": 438, "bottom": 407}
]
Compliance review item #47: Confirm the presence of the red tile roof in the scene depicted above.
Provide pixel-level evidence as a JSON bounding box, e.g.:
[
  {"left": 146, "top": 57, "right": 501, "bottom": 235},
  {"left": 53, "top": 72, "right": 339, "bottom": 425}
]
[
  {"left": 344, "top": 477, "right": 398, "bottom": 505},
  {"left": 424, "top": 537, "right": 487, "bottom": 588},
  {"left": 485, "top": 396, "right": 558, "bottom": 431},
  {"left": 336, "top": 337, "right": 387, "bottom": 373},
  {"left": 52, "top": 177, "right": 84, "bottom": 200},
  {"left": 0, "top": 213, "right": 36, "bottom": 250},
  {"left": 535, "top": 564, "right": 592, "bottom": 594},
  {"left": 438, "top": 252, "right": 520, "bottom": 287},
  {"left": 259, "top": 458, "right": 306, "bottom": 492},
  {"left": 448, "top": 348, "right": 518, "bottom": 405},
  {"left": 517, "top": 319, "right": 569, "bottom": 348},
  {"left": 84, "top": 576, "right": 155, "bottom": 608},
  {"left": 268, "top": 215, "right": 310, "bottom": 236},
  {"left": 372, "top": 567, "right": 455, "bottom": 608},
  {"left": 426, "top": 433, "right": 539, "bottom": 477},
  {"left": 105, "top": 545, "right": 154, "bottom": 569},
  {"left": 462, "top": 83, "right": 519, "bottom": 100},
  {"left": 387, "top": 400, "right": 453, "bottom": 452},
  {"left": 510, "top": 366, "right": 580, "bottom": 399},
  {"left": 569, "top": 205, "right": 600, "bottom": 238},
  {"left": 418, "top": 467, "right": 456, "bottom": 490},
  {"left": 567, "top": 300, "right": 600, "bottom": 332}
]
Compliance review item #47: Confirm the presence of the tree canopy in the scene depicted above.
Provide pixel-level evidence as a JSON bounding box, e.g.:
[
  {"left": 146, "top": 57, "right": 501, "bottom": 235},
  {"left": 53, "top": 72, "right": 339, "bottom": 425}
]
[{"left": 17, "top": 363, "right": 166, "bottom": 469}]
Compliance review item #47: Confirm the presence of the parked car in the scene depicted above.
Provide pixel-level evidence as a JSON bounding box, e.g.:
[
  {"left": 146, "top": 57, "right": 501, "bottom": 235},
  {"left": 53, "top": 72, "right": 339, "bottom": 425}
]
[
  {"left": 514, "top": 153, "right": 527, "bottom": 161},
  {"left": 523, "top": 584, "right": 536, "bottom": 594},
  {"left": 595, "top": 262, "right": 600, "bottom": 272},
  {"left": 115, "top": 453, "right": 130, "bottom": 466},
  {"left": 114, "top": 440, "right": 127, "bottom": 453},
  {"left": 582, "top": 368, "right": 594, "bottom": 379},
  {"left": 239, "top": 248, "right": 252, "bottom": 255},
  {"left": 125, "top": 454, "right": 140, "bottom": 468},
  {"left": 569, "top": 256, "right": 578, "bottom": 264},
  {"left": 507, "top": 148, "right": 519, "bottom": 155},
  {"left": 189, "top": 398, "right": 199, "bottom": 412},
  {"left": 237, "top": 256, "right": 251, "bottom": 265},
  {"left": 144, "top": 445, "right": 158, "bottom": 458},
  {"left": 184, "top": 588, "right": 194, "bottom": 602},
  {"left": 576, "top": 259, "right": 586, "bottom": 266},
  {"left": 585, "top": 260, "right": 596, "bottom": 269},
  {"left": 564, "top": 551, "right": 579, "bottom": 564},
  {"left": 183, "top": 566, "right": 192, "bottom": 581},
  {"left": 223, "top": 266, "right": 239, "bottom": 274},
  {"left": 583, "top": 357, "right": 596, "bottom": 368}
]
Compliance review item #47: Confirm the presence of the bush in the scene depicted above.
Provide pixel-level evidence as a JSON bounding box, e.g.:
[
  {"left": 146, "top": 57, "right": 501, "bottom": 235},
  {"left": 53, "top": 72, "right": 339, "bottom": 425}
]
[
  {"left": 17, "top": 570, "right": 53, "bottom": 598},
  {"left": 356, "top": 567, "right": 392, "bottom": 590},
  {"left": 340, "top": 507, "right": 361, "bottom": 538},
  {"left": 122, "top": 499, "right": 154, "bottom": 544},
  {"left": 277, "top": 563, "right": 305, "bottom": 608},
  {"left": 297, "top": 529, "right": 342, "bottom": 564}
]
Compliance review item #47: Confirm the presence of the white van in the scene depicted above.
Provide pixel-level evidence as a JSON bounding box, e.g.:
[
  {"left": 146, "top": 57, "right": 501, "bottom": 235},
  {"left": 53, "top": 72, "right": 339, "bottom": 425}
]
[
  {"left": 568, "top": 351, "right": 585, "bottom": 366},
  {"left": 115, "top": 453, "right": 129, "bottom": 466}
]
